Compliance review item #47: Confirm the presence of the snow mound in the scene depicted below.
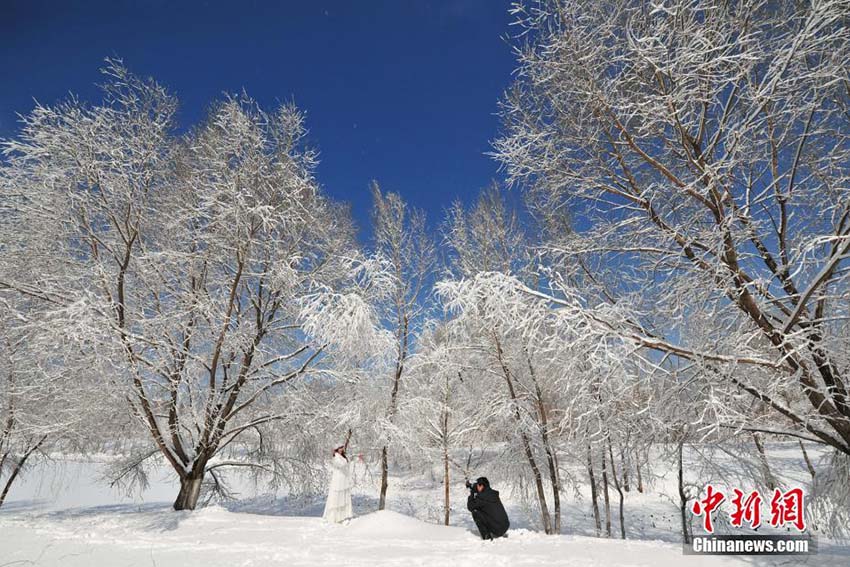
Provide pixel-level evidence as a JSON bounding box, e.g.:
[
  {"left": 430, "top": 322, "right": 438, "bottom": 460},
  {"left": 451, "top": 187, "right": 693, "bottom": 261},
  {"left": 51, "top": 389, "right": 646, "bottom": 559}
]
[{"left": 345, "top": 510, "right": 472, "bottom": 541}]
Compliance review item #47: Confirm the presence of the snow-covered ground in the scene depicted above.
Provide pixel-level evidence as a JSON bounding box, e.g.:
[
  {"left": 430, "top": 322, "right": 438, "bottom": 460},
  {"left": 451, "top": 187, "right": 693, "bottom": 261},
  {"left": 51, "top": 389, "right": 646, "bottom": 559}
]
[{"left": 1, "top": 449, "right": 848, "bottom": 566}]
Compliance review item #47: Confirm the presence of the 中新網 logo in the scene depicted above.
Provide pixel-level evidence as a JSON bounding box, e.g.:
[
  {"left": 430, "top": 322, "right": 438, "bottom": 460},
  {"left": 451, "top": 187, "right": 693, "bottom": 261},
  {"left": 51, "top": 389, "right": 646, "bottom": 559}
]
[{"left": 691, "top": 485, "right": 806, "bottom": 533}]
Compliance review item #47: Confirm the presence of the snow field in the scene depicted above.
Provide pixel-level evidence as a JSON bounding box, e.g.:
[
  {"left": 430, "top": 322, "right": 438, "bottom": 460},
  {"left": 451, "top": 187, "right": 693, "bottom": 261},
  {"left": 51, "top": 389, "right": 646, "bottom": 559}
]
[{"left": 2, "top": 451, "right": 849, "bottom": 566}]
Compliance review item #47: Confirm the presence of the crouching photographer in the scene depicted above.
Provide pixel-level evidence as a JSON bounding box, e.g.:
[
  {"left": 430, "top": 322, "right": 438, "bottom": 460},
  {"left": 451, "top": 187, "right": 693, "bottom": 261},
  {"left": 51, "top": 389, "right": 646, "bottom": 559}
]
[{"left": 465, "top": 477, "right": 510, "bottom": 540}]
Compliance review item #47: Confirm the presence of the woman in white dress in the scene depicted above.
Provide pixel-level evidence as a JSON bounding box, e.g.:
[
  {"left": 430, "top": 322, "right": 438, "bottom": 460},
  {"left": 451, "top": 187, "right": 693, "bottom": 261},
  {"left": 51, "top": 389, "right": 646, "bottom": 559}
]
[{"left": 322, "top": 446, "right": 353, "bottom": 523}]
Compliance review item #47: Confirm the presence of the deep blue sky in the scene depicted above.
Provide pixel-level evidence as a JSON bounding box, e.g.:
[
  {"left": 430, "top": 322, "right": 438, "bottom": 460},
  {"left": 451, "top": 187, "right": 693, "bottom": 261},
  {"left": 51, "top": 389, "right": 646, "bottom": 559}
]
[{"left": 1, "top": 0, "right": 517, "bottom": 239}]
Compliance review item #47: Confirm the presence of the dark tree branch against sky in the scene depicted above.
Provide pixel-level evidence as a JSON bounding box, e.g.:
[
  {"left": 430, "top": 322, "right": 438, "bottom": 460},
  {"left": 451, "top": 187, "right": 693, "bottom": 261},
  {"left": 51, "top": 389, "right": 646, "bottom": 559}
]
[{"left": 0, "top": 0, "right": 515, "bottom": 236}]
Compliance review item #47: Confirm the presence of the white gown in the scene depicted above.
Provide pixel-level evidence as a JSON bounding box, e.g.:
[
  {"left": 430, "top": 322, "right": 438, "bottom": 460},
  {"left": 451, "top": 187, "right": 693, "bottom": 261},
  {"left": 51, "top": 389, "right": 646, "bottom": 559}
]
[{"left": 323, "top": 453, "right": 353, "bottom": 523}]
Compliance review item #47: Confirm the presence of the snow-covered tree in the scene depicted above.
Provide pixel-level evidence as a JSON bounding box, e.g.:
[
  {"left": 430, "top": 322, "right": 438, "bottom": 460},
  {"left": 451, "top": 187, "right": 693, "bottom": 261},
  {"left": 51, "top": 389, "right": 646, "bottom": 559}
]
[
  {"left": 444, "top": 184, "right": 529, "bottom": 278},
  {"left": 398, "top": 322, "right": 490, "bottom": 525},
  {"left": 496, "top": 0, "right": 850, "bottom": 456},
  {"left": 0, "top": 61, "right": 387, "bottom": 510},
  {"left": 0, "top": 301, "right": 108, "bottom": 508},
  {"left": 440, "top": 187, "right": 579, "bottom": 533},
  {"left": 0, "top": 177, "right": 112, "bottom": 509},
  {"left": 369, "top": 183, "right": 435, "bottom": 510}
]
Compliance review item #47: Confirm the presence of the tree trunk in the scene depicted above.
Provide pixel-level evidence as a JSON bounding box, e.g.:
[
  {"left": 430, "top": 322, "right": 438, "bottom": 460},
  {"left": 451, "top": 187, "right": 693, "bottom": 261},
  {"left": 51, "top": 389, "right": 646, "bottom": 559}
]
[
  {"left": 799, "top": 440, "right": 816, "bottom": 481},
  {"left": 443, "top": 444, "right": 450, "bottom": 526},
  {"left": 548, "top": 449, "right": 562, "bottom": 534},
  {"left": 607, "top": 437, "right": 626, "bottom": 539},
  {"left": 620, "top": 444, "right": 630, "bottom": 492},
  {"left": 173, "top": 461, "right": 207, "bottom": 511},
  {"left": 378, "top": 445, "right": 389, "bottom": 510},
  {"left": 493, "top": 334, "right": 551, "bottom": 534},
  {"left": 526, "top": 350, "right": 561, "bottom": 534},
  {"left": 600, "top": 447, "right": 612, "bottom": 538},
  {"left": 520, "top": 432, "right": 552, "bottom": 533},
  {"left": 379, "top": 329, "right": 407, "bottom": 511},
  {"left": 442, "top": 392, "right": 451, "bottom": 526},
  {"left": 587, "top": 444, "right": 601, "bottom": 536},
  {"left": 0, "top": 435, "right": 47, "bottom": 509},
  {"left": 635, "top": 454, "right": 644, "bottom": 493},
  {"left": 752, "top": 432, "right": 777, "bottom": 491},
  {"left": 678, "top": 440, "right": 691, "bottom": 544}
]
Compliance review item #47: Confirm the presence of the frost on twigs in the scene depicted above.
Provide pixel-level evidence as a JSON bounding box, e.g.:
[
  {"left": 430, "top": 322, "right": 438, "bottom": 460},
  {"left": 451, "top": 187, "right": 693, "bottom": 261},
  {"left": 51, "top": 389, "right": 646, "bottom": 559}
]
[
  {"left": 0, "top": 60, "right": 380, "bottom": 510},
  {"left": 494, "top": 0, "right": 850, "bottom": 537},
  {"left": 299, "top": 254, "right": 396, "bottom": 366}
]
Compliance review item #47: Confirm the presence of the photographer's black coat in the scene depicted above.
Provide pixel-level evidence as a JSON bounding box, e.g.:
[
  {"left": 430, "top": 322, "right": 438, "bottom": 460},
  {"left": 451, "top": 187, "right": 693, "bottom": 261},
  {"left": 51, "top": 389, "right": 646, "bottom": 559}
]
[{"left": 467, "top": 486, "right": 510, "bottom": 538}]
